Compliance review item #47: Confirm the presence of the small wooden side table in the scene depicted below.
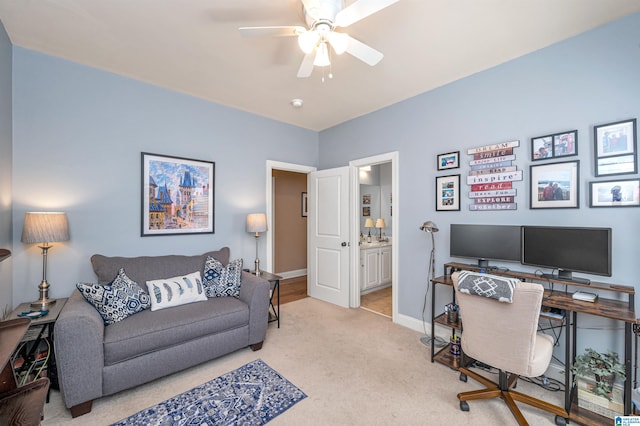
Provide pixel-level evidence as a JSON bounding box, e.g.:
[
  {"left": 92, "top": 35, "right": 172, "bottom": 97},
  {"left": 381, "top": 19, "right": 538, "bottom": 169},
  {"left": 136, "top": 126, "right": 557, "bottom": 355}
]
[
  {"left": 247, "top": 270, "right": 281, "bottom": 328},
  {"left": 8, "top": 298, "right": 67, "bottom": 395}
]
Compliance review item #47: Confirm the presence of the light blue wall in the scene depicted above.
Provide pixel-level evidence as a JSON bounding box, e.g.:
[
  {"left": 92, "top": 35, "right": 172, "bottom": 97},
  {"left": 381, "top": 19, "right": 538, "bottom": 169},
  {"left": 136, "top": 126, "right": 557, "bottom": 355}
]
[
  {"left": 319, "top": 13, "right": 640, "bottom": 353},
  {"left": 11, "top": 48, "right": 318, "bottom": 305},
  {"left": 0, "top": 19, "right": 12, "bottom": 311}
]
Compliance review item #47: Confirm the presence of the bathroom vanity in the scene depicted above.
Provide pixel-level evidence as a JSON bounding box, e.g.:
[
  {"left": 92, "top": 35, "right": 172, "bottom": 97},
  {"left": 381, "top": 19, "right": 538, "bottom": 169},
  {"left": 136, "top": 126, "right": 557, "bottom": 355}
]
[{"left": 359, "top": 241, "right": 392, "bottom": 293}]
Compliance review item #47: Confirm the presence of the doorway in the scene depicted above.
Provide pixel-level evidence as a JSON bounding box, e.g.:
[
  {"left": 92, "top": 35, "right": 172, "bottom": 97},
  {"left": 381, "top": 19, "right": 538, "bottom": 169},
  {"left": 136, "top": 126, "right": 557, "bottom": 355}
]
[
  {"left": 350, "top": 152, "right": 399, "bottom": 322},
  {"left": 265, "top": 161, "right": 316, "bottom": 299}
]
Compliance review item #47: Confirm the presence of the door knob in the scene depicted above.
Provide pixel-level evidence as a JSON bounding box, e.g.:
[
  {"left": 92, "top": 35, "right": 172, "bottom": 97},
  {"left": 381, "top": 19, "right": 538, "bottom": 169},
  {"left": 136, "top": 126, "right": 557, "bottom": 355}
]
[{"left": 341, "top": 242, "right": 348, "bottom": 247}]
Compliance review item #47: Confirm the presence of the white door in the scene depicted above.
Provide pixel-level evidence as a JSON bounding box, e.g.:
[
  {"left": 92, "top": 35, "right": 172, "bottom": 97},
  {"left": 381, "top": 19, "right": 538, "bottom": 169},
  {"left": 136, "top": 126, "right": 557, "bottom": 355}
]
[{"left": 307, "top": 167, "right": 350, "bottom": 307}]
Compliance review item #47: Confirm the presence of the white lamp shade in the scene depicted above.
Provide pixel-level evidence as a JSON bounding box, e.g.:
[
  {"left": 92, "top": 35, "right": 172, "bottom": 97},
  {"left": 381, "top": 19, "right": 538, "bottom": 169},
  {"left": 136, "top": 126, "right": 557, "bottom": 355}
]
[
  {"left": 327, "top": 32, "right": 349, "bottom": 55},
  {"left": 313, "top": 42, "right": 331, "bottom": 67},
  {"left": 298, "top": 30, "right": 320, "bottom": 54},
  {"left": 364, "top": 218, "right": 374, "bottom": 228},
  {"left": 375, "top": 218, "right": 386, "bottom": 229},
  {"left": 246, "top": 213, "right": 267, "bottom": 233},
  {"left": 21, "top": 212, "right": 70, "bottom": 244}
]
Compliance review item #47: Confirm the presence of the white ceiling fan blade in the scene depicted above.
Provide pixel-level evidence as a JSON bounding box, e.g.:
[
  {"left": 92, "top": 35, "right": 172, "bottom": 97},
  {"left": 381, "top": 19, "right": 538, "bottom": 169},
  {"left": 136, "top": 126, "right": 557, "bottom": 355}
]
[
  {"left": 239, "top": 26, "right": 306, "bottom": 37},
  {"left": 345, "top": 35, "right": 383, "bottom": 66},
  {"left": 297, "top": 52, "right": 315, "bottom": 78},
  {"left": 335, "top": 0, "right": 400, "bottom": 28}
]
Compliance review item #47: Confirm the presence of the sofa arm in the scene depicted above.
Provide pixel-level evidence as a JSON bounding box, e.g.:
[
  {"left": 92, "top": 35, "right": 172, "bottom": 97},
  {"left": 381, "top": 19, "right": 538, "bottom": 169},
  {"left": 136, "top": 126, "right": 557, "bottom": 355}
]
[
  {"left": 239, "top": 272, "right": 270, "bottom": 345},
  {"left": 54, "top": 290, "right": 105, "bottom": 409}
]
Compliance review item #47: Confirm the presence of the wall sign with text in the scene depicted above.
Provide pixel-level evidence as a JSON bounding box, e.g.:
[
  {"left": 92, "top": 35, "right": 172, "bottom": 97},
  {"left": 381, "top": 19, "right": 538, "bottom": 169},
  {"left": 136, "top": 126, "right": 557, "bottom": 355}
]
[{"left": 466, "top": 140, "right": 521, "bottom": 210}]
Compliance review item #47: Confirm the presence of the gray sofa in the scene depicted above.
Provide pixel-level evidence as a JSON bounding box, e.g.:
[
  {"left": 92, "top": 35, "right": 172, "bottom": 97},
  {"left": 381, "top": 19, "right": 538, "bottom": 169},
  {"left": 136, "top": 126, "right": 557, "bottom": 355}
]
[{"left": 54, "top": 247, "right": 270, "bottom": 418}]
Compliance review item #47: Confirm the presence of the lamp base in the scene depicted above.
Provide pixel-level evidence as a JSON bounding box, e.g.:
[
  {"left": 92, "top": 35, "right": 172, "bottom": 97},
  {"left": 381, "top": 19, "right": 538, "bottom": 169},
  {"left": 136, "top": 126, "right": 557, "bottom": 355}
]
[
  {"left": 31, "top": 278, "right": 56, "bottom": 309},
  {"left": 31, "top": 298, "right": 56, "bottom": 309},
  {"left": 254, "top": 259, "right": 261, "bottom": 277}
]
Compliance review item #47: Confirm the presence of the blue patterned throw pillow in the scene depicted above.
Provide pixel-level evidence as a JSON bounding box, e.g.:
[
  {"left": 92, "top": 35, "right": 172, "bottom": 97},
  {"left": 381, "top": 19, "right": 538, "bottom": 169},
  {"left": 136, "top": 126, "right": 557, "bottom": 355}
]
[
  {"left": 203, "top": 256, "right": 243, "bottom": 298},
  {"left": 77, "top": 267, "right": 151, "bottom": 325}
]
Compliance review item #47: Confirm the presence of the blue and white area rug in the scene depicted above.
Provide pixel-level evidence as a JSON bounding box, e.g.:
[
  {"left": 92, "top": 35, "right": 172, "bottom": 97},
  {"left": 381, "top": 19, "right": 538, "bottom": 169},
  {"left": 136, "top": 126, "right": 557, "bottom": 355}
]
[{"left": 111, "top": 359, "right": 307, "bottom": 426}]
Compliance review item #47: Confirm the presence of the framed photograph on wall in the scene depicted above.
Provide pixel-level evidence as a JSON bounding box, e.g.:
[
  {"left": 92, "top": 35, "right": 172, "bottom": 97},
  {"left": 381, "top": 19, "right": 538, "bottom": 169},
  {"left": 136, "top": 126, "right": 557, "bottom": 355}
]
[
  {"left": 594, "top": 118, "right": 637, "bottom": 176},
  {"left": 142, "top": 152, "right": 215, "bottom": 236},
  {"left": 590, "top": 178, "right": 640, "bottom": 208},
  {"left": 529, "top": 160, "right": 579, "bottom": 209},
  {"left": 437, "top": 151, "right": 460, "bottom": 170},
  {"left": 531, "top": 130, "right": 577, "bottom": 160},
  {"left": 301, "top": 192, "right": 308, "bottom": 217},
  {"left": 435, "top": 174, "right": 460, "bottom": 211}
]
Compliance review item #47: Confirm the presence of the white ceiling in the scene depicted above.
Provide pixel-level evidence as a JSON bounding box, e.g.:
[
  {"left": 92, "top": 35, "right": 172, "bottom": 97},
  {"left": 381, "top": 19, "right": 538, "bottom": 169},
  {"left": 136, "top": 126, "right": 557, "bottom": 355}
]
[{"left": 1, "top": 1, "right": 639, "bottom": 131}]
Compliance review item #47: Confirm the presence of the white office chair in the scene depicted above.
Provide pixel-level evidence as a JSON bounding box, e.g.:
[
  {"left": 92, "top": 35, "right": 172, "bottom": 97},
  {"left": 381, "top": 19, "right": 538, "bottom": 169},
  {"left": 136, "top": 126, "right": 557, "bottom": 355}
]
[{"left": 452, "top": 271, "right": 568, "bottom": 425}]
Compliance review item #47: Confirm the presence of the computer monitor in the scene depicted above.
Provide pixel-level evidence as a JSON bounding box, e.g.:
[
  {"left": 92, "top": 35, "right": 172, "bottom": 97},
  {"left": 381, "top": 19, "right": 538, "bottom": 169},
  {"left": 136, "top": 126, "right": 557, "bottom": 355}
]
[
  {"left": 521, "top": 226, "right": 612, "bottom": 284},
  {"left": 449, "top": 224, "right": 522, "bottom": 268}
]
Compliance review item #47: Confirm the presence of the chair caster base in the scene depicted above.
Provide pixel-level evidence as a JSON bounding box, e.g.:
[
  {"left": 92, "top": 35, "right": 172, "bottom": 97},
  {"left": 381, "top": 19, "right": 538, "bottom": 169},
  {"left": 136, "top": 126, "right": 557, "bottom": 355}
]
[
  {"left": 459, "top": 373, "right": 467, "bottom": 382},
  {"left": 555, "top": 415, "right": 567, "bottom": 425},
  {"left": 460, "top": 400, "right": 469, "bottom": 411}
]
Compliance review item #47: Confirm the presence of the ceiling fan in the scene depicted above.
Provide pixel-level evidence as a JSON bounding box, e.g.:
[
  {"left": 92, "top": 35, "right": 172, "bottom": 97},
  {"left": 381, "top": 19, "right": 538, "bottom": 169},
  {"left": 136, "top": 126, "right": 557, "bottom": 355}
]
[{"left": 239, "top": 0, "right": 400, "bottom": 78}]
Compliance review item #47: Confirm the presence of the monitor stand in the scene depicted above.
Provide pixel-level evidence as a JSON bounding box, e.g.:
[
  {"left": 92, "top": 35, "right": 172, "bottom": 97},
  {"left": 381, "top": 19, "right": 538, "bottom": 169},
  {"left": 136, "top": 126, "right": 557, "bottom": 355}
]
[{"left": 540, "top": 269, "right": 591, "bottom": 285}]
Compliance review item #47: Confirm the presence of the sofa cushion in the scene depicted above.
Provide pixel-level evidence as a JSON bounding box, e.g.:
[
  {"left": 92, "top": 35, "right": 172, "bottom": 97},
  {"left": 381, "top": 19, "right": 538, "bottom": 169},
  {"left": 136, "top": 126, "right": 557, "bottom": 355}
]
[
  {"left": 76, "top": 268, "right": 151, "bottom": 325},
  {"left": 103, "top": 296, "right": 249, "bottom": 365},
  {"left": 146, "top": 271, "right": 207, "bottom": 311},
  {"left": 91, "top": 248, "right": 230, "bottom": 285},
  {"left": 203, "top": 257, "right": 243, "bottom": 298}
]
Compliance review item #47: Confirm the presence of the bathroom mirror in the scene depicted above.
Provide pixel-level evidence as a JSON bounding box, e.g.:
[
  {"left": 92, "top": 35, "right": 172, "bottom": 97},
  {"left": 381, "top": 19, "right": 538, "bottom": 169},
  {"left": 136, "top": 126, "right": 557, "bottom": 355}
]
[{"left": 359, "top": 163, "right": 392, "bottom": 240}]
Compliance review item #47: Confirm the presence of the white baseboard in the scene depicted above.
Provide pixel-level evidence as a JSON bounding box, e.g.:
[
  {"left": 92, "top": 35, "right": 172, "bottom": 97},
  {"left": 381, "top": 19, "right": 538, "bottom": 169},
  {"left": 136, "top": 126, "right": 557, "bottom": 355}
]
[{"left": 277, "top": 269, "right": 307, "bottom": 280}]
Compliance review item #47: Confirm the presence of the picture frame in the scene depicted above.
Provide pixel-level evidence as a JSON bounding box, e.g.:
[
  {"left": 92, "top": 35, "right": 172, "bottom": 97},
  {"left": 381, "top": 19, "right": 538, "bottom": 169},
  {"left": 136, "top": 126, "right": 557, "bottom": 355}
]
[
  {"left": 594, "top": 118, "right": 637, "bottom": 176},
  {"left": 435, "top": 174, "right": 460, "bottom": 211},
  {"left": 141, "top": 152, "right": 215, "bottom": 236},
  {"left": 529, "top": 160, "right": 579, "bottom": 209},
  {"left": 301, "top": 192, "right": 308, "bottom": 217},
  {"left": 362, "top": 194, "right": 371, "bottom": 205},
  {"left": 589, "top": 178, "right": 640, "bottom": 208},
  {"left": 362, "top": 206, "right": 371, "bottom": 217},
  {"left": 531, "top": 130, "right": 577, "bottom": 161},
  {"left": 437, "top": 151, "right": 460, "bottom": 170}
]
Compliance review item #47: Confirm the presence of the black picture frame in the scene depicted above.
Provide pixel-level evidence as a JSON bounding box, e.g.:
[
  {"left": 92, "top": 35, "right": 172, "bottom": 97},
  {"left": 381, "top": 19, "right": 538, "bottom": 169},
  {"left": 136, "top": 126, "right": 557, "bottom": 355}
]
[
  {"left": 594, "top": 118, "right": 637, "bottom": 176},
  {"left": 589, "top": 178, "right": 640, "bottom": 208},
  {"left": 141, "top": 152, "right": 215, "bottom": 236},
  {"left": 531, "top": 130, "right": 577, "bottom": 161},
  {"left": 529, "top": 160, "right": 579, "bottom": 209},
  {"left": 437, "top": 151, "right": 460, "bottom": 170},
  {"left": 435, "top": 174, "right": 460, "bottom": 211}
]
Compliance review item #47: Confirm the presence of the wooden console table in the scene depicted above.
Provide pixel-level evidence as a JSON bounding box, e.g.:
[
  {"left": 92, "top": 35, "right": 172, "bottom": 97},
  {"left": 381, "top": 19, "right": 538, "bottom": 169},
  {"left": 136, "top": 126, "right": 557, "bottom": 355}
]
[{"left": 431, "top": 262, "right": 637, "bottom": 425}]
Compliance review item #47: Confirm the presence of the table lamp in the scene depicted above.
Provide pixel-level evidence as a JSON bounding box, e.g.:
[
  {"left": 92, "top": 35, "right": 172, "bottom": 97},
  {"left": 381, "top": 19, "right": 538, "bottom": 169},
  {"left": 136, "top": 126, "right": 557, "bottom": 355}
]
[
  {"left": 21, "top": 212, "right": 70, "bottom": 308},
  {"left": 375, "top": 218, "right": 386, "bottom": 241},
  {"left": 364, "top": 218, "right": 374, "bottom": 242},
  {"left": 246, "top": 213, "right": 267, "bottom": 276}
]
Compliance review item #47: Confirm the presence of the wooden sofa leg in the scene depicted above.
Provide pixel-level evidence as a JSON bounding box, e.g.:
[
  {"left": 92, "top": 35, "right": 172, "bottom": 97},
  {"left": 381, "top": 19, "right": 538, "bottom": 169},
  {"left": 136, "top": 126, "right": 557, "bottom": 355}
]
[
  {"left": 70, "top": 400, "right": 93, "bottom": 418},
  {"left": 250, "top": 341, "right": 263, "bottom": 351}
]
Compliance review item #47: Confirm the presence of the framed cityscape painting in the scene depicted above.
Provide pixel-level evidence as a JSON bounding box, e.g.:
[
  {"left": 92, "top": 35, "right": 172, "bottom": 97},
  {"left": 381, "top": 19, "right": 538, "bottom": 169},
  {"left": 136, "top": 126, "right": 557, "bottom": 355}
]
[{"left": 141, "top": 152, "right": 215, "bottom": 236}]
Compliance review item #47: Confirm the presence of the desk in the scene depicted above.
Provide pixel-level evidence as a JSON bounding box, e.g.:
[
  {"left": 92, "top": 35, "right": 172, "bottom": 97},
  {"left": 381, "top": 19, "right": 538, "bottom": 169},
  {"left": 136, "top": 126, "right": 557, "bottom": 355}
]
[
  {"left": 431, "top": 263, "right": 636, "bottom": 425},
  {"left": 247, "top": 270, "right": 281, "bottom": 328}
]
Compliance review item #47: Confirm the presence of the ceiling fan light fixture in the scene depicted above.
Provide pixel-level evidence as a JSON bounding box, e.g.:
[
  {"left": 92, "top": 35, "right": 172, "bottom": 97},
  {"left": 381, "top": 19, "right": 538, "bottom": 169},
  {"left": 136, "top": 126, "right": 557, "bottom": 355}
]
[
  {"left": 313, "top": 42, "right": 331, "bottom": 67},
  {"left": 327, "top": 32, "right": 349, "bottom": 55},
  {"left": 298, "top": 30, "right": 320, "bottom": 54}
]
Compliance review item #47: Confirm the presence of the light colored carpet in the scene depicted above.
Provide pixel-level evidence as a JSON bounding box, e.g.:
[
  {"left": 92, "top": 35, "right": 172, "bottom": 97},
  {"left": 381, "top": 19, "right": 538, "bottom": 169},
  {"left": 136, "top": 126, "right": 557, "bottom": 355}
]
[{"left": 43, "top": 297, "right": 564, "bottom": 425}]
